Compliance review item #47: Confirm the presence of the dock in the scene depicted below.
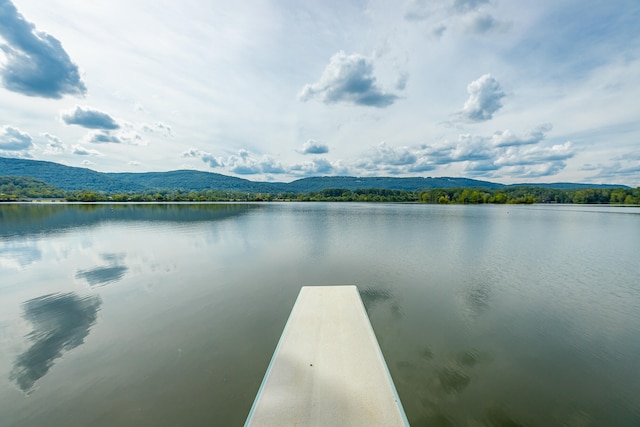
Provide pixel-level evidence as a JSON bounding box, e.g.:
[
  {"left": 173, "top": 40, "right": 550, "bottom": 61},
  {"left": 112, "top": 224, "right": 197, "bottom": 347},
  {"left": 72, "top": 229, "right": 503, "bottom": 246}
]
[{"left": 245, "top": 285, "right": 409, "bottom": 426}]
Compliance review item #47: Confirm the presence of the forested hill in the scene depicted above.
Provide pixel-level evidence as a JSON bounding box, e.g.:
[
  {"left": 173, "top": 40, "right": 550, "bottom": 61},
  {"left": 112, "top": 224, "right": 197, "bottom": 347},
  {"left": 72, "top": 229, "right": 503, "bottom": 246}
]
[
  {"left": 0, "top": 157, "right": 146, "bottom": 192},
  {"left": 0, "top": 156, "right": 629, "bottom": 194},
  {"left": 281, "top": 176, "right": 504, "bottom": 192}
]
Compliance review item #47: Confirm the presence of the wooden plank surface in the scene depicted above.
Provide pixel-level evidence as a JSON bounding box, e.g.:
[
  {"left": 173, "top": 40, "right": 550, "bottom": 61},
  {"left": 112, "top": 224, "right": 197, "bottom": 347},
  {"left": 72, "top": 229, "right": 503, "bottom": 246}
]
[{"left": 245, "top": 285, "right": 409, "bottom": 427}]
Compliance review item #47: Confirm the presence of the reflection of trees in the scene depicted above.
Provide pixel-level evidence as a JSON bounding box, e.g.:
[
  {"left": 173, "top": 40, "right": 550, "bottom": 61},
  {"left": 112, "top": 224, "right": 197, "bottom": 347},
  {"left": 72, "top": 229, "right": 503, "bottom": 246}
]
[
  {"left": 10, "top": 293, "right": 102, "bottom": 393},
  {"left": 0, "top": 203, "right": 259, "bottom": 239}
]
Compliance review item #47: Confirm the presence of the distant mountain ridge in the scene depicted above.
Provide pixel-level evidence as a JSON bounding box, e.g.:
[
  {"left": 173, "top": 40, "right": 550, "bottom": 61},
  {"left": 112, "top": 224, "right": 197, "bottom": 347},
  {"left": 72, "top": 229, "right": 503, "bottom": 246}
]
[{"left": 0, "top": 157, "right": 629, "bottom": 193}]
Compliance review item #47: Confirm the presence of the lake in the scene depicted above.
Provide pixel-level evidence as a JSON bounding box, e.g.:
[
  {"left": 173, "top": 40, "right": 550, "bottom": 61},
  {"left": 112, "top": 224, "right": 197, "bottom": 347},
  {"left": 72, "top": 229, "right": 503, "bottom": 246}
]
[{"left": 1, "top": 202, "right": 639, "bottom": 426}]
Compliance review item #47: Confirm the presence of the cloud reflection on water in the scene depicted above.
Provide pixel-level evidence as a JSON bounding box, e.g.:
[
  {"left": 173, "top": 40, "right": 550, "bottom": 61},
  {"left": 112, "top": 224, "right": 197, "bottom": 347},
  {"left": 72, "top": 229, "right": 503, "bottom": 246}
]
[
  {"left": 458, "top": 280, "right": 493, "bottom": 323},
  {"left": 76, "top": 253, "right": 128, "bottom": 287},
  {"left": 76, "top": 265, "right": 128, "bottom": 286},
  {"left": 0, "top": 241, "right": 42, "bottom": 269},
  {"left": 10, "top": 292, "right": 102, "bottom": 393}
]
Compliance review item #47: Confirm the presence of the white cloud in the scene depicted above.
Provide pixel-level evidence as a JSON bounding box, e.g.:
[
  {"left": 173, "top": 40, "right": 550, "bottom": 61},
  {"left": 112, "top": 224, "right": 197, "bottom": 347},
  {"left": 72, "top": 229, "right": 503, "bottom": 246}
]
[
  {"left": 362, "top": 142, "right": 418, "bottom": 168},
  {"left": 226, "top": 150, "right": 286, "bottom": 175},
  {"left": 299, "top": 139, "right": 329, "bottom": 155},
  {"left": 299, "top": 51, "right": 399, "bottom": 108},
  {"left": 42, "top": 133, "right": 66, "bottom": 153},
  {"left": 491, "top": 124, "right": 552, "bottom": 147},
  {"left": 291, "top": 158, "right": 336, "bottom": 176},
  {"left": 0, "top": 125, "right": 33, "bottom": 151},
  {"left": 461, "top": 74, "right": 505, "bottom": 121},
  {"left": 0, "top": 0, "right": 86, "bottom": 98},
  {"left": 181, "top": 148, "right": 223, "bottom": 168},
  {"left": 86, "top": 131, "right": 121, "bottom": 144},
  {"left": 141, "top": 122, "right": 172, "bottom": 137},
  {"left": 83, "top": 129, "right": 146, "bottom": 146},
  {"left": 495, "top": 142, "right": 574, "bottom": 169},
  {"left": 61, "top": 106, "right": 120, "bottom": 129},
  {"left": 259, "top": 157, "right": 286, "bottom": 174},
  {"left": 347, "top": 124, "right": 570, "bottom": 179},
  {"left": 71, "top": 144, "right": 101, "bottom": 156},
  {"left": 0, "top": 241, "right": 42, "bottom": 270}
]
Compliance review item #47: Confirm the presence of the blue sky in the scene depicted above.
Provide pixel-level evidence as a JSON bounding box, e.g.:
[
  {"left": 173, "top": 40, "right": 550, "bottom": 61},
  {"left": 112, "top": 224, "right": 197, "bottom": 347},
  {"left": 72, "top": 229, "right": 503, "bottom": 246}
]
[{"left": 1, "top": 0, "right": 639, "bottom": 185}]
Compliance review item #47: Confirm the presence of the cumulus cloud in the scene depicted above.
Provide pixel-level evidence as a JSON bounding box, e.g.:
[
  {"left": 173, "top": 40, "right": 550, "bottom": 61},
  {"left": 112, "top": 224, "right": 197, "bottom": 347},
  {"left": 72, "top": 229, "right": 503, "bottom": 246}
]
[
  {"left": 186, "top": 148, "right": 343, "bottom": 177},
  {"left": 71, "top": 144, "right": 101, "bottom": 156},
  {"left": 0, "top": 125, "right": 33, "bottom": 151},
  {"left": 86, "top": 131, "right": 121, "bottom": 144},
  {"left": 41, "top": 133, "right": 66, "bottom": 153},
  {"left": 259, "top": 157, "right": 286, "bottom": 174},
  {"left": 299, "top": 51, "right": 399, "bottom": 108},
  {"left": 141, "top": 122, "right": 172, "bottom": 136},
  {"left": 523, "top": 141, "right": 574, "bottom": 163},
  {"left": 458, "top": 130, "right": 573, "bottom": 177},
  {"left": 291, "top": 158, "right": 336, "bottom": 176},
  {"left": 449, "top": 134, "right": 495, "bottom": 161},
  {"left": 299, "top": 139, "right": 329, "bottom": 155},
  {"left": 491, "top": 124, "right": 552, "bottom": 147},
  {"left": 182, "top": 147, "right": 291, "bottom": 175},
  {"left": 180, "top": 123, "right": 569, "bottom": 180},
  {"left": 493, "top": 142, "right": 574, "bottom": 176},
  {"left": 226, "top": 150, "right": 287, "bottom": 175},
  {"left": 82, "top": 129, "right": 145, "bottom": 146},
  {"left": 181, "top": 148, "right": 224, "bottom": 168},
  {"left": 0, "top": 0, "right": 86, "bottom": 98},
  {"left": 368, "top": 142, "right": 418, "bottom": 167},
  {"left": 461, "top": 74, "right": 505, "bottom": 121},
  {"left": 61, "top": 106, "right": 120, "bottom": 130},
  {"left": 347, "top": 123, "right": 571, "bottom": 179}
]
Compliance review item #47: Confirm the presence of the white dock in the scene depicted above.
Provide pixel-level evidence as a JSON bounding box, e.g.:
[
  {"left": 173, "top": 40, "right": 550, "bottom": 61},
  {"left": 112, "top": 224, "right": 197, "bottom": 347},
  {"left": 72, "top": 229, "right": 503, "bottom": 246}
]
[{"left": 245, "top": 285, "right": 409, "bottom": 426}]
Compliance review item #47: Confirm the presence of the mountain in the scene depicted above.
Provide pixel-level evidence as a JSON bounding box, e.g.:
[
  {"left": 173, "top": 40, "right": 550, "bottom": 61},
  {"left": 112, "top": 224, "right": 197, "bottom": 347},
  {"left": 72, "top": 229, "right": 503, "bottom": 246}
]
[
  {"left": 108, "top": 170, "right": 284, "bottom": 193},
  {"left": 0, "top": 157, "right": 146, "bottom": 192},
  {"left": 283, "top": 176, "right": 504, "bottom": 192},
  {"left": 0, "top": 157, "right": 630, "bottom": 194}
]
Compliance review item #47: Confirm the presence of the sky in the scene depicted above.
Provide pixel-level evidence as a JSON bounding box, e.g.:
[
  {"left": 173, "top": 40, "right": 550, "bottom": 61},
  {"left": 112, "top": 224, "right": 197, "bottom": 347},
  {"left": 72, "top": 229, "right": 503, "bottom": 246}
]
[{"left": 1, "top": 0, "right": 639, "bottom": 186}]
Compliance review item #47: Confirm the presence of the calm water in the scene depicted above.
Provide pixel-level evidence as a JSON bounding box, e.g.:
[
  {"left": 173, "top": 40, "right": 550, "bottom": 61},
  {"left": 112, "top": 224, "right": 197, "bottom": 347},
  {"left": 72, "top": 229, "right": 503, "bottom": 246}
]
[{"left": 1, "top": 203, "right": 639, "bottom": 426}]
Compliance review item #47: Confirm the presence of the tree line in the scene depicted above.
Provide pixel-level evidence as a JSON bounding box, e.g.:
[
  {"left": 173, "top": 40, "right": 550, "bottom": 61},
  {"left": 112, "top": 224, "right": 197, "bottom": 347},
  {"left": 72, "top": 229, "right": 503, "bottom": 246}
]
[
  {"left": 62, "top": 186, "right": 640, "bottom": 205},
  {"left": 2, "top": 176, "right": 639, "bottom": 204}
]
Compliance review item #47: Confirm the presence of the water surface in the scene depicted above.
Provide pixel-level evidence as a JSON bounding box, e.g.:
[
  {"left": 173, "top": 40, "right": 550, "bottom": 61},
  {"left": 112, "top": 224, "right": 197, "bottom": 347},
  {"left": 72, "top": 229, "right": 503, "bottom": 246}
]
[{"left": 1, "top": 203, "right": 639, "bottom": 426}]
